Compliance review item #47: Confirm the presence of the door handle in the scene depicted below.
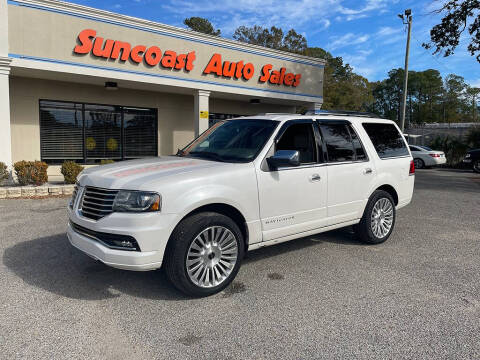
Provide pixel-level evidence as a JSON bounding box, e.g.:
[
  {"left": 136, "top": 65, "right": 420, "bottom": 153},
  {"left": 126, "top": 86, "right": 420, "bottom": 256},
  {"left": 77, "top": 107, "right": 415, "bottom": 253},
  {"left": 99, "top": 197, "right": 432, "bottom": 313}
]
[
  {"left": 310, "top": 173, "right": 321, "bottom": 182},
  {"left": 364, "top": 168, "right": 373, "bottom": 174}
]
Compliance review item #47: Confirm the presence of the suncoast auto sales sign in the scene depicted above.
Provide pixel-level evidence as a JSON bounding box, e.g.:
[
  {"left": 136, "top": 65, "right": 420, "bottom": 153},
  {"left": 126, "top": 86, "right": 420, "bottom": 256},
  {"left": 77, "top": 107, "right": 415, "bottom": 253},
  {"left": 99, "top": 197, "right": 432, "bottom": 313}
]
[{"left": 73, "top": 29, "right": 303, "bottom": 88}]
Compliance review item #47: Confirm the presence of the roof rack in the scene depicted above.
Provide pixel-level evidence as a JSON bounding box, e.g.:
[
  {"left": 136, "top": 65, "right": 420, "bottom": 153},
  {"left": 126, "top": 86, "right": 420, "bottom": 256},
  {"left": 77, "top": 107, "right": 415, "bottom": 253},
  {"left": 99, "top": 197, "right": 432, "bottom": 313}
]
[
  {"left": 304, "top": 109, "right": 380, "bottom": 118},
  {"left": 254, "top": 112, "right": 295, "bottom": 116}
]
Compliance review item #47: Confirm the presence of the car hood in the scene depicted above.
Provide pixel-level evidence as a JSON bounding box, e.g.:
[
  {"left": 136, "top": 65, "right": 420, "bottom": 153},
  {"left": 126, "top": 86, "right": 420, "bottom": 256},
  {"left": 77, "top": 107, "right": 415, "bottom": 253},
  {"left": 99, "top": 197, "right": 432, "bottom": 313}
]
[{"left": 77, "top": 156, "right": 228, "bottom": 189}]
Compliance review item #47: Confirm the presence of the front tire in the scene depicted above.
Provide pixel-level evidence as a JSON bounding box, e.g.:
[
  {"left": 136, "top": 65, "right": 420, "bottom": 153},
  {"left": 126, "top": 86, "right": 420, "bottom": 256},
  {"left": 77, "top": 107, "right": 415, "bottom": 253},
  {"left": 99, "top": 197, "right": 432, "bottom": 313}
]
[
  {"left": 164, "top": 212, "right": 245, "bottom": 297},
  {"left": 414, "top": 158, "right": 424, "bottom": 169},
  {"left": 473, "top": 160, "right": 480, "bottom": 174},
  {"left": 354, "top": 190, "right": 396, "bottom": 244}
]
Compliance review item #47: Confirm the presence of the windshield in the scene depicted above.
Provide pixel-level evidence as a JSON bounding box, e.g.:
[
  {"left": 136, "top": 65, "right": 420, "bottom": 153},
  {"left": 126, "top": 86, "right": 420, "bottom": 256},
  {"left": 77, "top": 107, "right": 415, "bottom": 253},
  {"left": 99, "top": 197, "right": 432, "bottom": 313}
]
[
  {"left": 420, "top": 146, "right": 432, "bottom": 151},
  {"left": 180, "top": 119, "right": 278, "bottom": 162}
]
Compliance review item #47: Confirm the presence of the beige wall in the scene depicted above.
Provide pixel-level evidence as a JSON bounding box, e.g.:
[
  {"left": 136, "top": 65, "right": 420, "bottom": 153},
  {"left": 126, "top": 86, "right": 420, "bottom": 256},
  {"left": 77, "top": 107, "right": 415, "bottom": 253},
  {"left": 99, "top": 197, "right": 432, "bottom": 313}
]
[
  {"left": 9, "top": 76, "right": 194, "bottom": 178},
  {"left": 8, "top": 2, "right": 324, "bottom": 99},
  {"left": 9, "top": 76, "right": 295, "bottom": 181}
]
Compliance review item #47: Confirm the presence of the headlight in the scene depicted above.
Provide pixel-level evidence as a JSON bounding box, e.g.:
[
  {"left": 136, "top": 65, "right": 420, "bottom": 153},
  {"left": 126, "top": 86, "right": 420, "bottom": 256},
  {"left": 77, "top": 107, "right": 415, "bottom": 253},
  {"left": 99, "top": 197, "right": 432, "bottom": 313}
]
[
  {"left": 112, "top": 191, "right": 161, "bottom": 212},
  {"left": 465, "top": 153, "right": 471, "bottom": 158}
]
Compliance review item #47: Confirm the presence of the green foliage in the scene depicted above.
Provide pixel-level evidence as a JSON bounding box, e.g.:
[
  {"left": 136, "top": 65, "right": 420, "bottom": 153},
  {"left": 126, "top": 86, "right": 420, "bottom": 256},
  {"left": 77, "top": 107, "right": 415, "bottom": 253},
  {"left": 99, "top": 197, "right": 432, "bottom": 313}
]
[
  {"left": 429, "top": 135, "right": 469, "bottom": 166},
  {"left": 13, "top": 160, "right": 48, "bottom": 186},
  {"left": 61, "top": 161, "right": 84, "bottom": 184},
  {"left": 184, "top": 17, "right": 220, "bottom": 36},
  {"left": 0, "top": 162, "right": 9, "bottom": 185},
  {"left": 100, "top": 159, "right": 115, "bottom": 165},
  {"left": 423, "top": 0, "right": 480, "bottom": 62},
  {"left": 466, "top": 126, "right": 480, "bottom": 148},
  {"left": 233, "top": 26, "right": 307, "bottom": 54}
]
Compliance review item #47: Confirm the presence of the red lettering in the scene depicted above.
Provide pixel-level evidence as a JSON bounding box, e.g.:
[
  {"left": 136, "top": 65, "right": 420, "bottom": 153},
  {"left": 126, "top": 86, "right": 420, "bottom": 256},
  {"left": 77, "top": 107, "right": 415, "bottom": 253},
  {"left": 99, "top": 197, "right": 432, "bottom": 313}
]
[
  {"left": 74, "top": 29, "right": 96, "bottom": 54},
  {"left": 293, "top": 74, "right": 301, "bottom": 87},
  {"left": 222, "top": 61, "right": 236, "bottom": 77},
  {"left": 235, "top": 61, "right": 244, "bottom": 78},
  {"left": 284, "top": 73, "right": 295, "bottom": 86},
  {"left": 110, "top": 41, "right": 131, "bottom": 61},
  {"left": 185, "top": 51, "right": 196, "bottom": 71},
  {"left": 144, "top": 46, "right": 162, "bottom": 66},
  {"left": 130, "top": 45, "right": 146, "bottom": 63},
  {"left": 92, "top": 37, "right": 114, "bottom": 58},
  {"left": 161, "top": 50, "right": 177, "bottom": 68},
  {"left": 174, "top": 54, "right": 186, "bottom": 69},
  {"left": 269, "top": 70, "right": 280, "bottom": 84},
  {"left": 278, "top": 67, "right": 286, "bottom": 85},
  {"left": 259, "top": 64, "right": 272, "bottom": 82},
  {"left": 203, "top": 53, "right": 222, "bottom": 76},
  {"left": 242, "top": 63, "right": 254, "bottom": 80}
]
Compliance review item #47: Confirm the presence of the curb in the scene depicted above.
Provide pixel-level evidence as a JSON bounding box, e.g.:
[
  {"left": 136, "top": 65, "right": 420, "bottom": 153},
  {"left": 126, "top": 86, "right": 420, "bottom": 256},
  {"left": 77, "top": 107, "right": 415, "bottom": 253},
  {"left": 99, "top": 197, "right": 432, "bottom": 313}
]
[{"left": 0, "top": 184, "right": 75, "bottom": 199}]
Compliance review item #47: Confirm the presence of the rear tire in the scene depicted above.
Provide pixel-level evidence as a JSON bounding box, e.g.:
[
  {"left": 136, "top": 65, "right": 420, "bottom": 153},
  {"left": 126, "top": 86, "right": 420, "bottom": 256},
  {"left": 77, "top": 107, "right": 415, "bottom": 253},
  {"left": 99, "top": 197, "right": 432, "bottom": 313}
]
[
  {"left": 354, "top": 190, "right": 396, "bottom": 244},
  {"left": 164, "top": 212, "right": 245, "bottom": 297},
  {"left": 414, "top": 158, "right": 424, "bottom": 169},
  {"left": 473, "top": 160, "right": 480, "bottom": 174}
]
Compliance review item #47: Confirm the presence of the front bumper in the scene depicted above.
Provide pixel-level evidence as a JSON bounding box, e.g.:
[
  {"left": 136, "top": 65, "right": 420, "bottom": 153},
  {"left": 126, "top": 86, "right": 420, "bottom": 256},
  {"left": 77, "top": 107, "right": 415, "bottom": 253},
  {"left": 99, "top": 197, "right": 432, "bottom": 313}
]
[
  {"left": 67, "top": 195, "right": 178, "bottom": 271},
  {"left": 67, "top": 222, "right": 163, "bottom": 271}
]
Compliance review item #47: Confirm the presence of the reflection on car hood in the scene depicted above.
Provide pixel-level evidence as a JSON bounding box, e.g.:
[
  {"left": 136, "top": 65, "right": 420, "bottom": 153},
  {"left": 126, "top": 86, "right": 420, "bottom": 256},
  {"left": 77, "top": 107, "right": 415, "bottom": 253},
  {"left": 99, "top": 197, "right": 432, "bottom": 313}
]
[{"left": 77, "top": 156, "right": 227, "bottom": 189}]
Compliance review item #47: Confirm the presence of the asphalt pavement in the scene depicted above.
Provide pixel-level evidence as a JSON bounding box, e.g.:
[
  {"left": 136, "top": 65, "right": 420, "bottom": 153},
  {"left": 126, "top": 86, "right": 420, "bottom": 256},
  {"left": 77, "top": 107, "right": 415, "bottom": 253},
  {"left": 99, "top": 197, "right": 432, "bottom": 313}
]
[{"left": 1, "top": 168, "right": 479, "bottom": 359}]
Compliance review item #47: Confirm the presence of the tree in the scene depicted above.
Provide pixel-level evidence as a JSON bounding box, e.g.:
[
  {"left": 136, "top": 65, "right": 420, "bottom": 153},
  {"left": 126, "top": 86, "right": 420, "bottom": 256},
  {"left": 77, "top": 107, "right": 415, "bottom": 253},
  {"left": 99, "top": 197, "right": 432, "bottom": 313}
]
[
  {"left": 233, "top": 26, "right": 307, "bottom": 54},
  {"left": 443, "top": 74, "right": 469, "bottom": 122},
  {"left": 306, "top": 47, "right": 372, "bottom": 111},
  {"left": 466, "top": 86, "right": 480, "bottom": 121},
  {"left": 183, "top": 17, "right": 221, "bottom": 36},
  {"left": 423, "top": 0, "right": 480, "bottom": 62}
]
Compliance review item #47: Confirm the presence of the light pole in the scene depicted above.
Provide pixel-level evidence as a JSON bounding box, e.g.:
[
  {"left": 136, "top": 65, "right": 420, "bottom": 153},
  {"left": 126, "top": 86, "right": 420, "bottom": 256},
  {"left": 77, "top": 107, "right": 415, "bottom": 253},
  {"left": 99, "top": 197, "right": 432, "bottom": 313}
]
[{"left": 398, "top": 9, "right": 412, "bottom": 132}]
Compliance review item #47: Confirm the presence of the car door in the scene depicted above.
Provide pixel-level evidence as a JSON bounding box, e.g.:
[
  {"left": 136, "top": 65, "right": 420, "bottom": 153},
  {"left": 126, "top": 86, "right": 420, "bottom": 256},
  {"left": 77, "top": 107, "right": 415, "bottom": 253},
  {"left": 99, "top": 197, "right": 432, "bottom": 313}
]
[
  {"left": 256, "top": 120, "right": 328, "bottom": 241},
  {"left": 317, "top": 120, "right": 375, "bottom": 225}
]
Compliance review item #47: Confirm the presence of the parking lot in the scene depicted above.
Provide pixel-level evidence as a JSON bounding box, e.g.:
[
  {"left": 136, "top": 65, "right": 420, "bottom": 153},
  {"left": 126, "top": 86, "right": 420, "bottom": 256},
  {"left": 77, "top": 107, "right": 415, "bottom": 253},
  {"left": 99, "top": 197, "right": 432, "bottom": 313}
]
[{"left": 1, "top": 169, "right": 479, "bottom": 359}]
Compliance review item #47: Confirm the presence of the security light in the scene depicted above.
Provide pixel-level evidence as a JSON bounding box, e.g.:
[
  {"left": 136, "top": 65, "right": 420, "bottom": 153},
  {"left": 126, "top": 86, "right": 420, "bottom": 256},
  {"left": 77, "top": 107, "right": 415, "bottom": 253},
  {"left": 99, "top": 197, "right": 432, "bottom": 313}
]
[{"left": 105, "top": 81, "right": 118, "bottom": 90}]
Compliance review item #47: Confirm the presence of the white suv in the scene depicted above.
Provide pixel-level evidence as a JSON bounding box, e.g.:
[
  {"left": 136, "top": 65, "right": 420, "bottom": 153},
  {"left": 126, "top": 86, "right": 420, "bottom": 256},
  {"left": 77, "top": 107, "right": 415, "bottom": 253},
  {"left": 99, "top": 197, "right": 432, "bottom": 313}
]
[{"left": 67, "top": 113, "right": 415, "bottom": 296}]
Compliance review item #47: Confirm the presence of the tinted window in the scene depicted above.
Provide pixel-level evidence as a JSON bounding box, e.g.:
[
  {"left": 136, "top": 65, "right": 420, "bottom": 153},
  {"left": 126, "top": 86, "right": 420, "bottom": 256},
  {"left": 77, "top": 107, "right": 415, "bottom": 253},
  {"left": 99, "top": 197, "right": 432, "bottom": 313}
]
[
  {"left": 319, "top": 123, "right": 355, "bottom": 162},
  {"left": 409, "top": 146, "right": 419, "bottom": 152},
  {"left": 277, "top": 123, "right": 317, "bottom": 164},
  {"left": 362, "top": 123, "right": 409, "bottom": 158},
  {"left": 39, "top": 100, "right": 158, "bottom": 164},
  {"left": 182, "top": 119, "right": 278, "bottom": 162},
  {"left": 349, "top": 126, "right": 367, "bottom": 160}
]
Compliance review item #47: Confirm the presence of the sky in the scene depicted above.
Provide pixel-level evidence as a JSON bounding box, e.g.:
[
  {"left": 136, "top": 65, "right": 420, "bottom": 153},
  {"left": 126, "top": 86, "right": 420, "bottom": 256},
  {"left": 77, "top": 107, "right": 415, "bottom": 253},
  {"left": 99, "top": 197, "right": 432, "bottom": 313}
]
[{"left": 62, "top": 0, "right": 480, "bottom": 87}]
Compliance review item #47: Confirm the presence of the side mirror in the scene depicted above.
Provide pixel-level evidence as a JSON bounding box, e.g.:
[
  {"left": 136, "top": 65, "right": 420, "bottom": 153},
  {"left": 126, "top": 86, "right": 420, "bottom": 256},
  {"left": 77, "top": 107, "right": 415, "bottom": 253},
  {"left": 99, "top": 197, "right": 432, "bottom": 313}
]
[{"left": 267, "top": 150, "right": 300, "bottom": 169}]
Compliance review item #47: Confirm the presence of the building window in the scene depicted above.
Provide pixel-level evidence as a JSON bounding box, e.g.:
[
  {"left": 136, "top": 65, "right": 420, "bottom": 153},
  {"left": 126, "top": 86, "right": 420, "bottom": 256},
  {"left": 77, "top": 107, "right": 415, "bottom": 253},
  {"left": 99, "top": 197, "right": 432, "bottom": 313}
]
[
  {"left": 209, "top": 112, "right": 241, "bottom": 127},
  {"left": 39, "top": 100, "right": 158, "bottom": 164}
]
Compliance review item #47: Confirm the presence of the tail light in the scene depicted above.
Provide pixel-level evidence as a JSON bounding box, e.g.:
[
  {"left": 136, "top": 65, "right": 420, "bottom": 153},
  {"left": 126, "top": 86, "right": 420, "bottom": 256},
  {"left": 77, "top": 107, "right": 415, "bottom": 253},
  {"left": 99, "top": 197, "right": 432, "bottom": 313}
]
[
  {"left": 429, "top": 153, "right": 440, "bottom": 158},
  {"left": 409, "top": 160, "right": 415, "bottom": 175}
]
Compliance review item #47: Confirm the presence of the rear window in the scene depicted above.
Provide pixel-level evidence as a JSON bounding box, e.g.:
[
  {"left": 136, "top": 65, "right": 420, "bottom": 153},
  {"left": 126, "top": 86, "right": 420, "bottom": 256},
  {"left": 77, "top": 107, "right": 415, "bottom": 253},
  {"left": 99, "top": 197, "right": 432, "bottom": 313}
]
[{"left": 362, "top": 123, "right": 409, "bottom": 159}]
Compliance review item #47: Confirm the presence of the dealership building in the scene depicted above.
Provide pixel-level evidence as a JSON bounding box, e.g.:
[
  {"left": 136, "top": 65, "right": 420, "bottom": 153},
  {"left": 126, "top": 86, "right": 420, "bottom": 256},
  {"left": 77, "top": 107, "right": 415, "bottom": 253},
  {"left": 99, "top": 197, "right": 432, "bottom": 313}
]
[{"left": 0, "top": 0, "right": 325, "bottom": 180}]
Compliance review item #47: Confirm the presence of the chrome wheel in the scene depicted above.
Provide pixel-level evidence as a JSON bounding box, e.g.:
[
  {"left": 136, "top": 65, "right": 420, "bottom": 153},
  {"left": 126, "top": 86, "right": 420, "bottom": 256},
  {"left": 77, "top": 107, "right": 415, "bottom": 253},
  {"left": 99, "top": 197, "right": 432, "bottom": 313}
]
[
  {"left": 414, "top": 158, "right": 423, "bottom": 169},
  {"left": 371, "top": 198, "right": 394, "bottom": 238},
  {"left": 474, "top": 160, "right": 480, "bottom": 173},
  {"left": 186, "top": 226, "right": 239, "bottom": 288}
]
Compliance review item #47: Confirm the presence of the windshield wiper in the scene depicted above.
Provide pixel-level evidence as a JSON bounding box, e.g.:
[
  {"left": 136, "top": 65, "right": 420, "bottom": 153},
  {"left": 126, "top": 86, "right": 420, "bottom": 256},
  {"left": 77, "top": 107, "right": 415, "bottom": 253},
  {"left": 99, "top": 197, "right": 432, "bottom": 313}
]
[
  {"left": 188, "top": 151, "right": 225, "bottom": 162},
  {"left": 176, "top": 148, "right": 186, "bottom": 157}
]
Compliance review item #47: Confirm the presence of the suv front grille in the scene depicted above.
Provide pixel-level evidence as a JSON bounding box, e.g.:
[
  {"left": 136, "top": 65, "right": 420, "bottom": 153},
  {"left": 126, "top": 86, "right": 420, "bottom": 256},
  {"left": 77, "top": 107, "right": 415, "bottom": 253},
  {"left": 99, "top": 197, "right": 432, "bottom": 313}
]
[
  {"left": 80, "top": 186, "right": 119, "bottom": 220},
  {"left": 69, "top": 184, "right": 79, "bottom": 209}
]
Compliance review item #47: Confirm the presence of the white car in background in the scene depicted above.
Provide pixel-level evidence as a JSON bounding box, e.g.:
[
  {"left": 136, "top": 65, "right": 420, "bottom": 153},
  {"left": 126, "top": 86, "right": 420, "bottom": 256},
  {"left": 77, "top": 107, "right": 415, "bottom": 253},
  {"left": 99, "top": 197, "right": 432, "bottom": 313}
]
[{"left": 409, "top": 145, "right": 446, "bottom": 169}]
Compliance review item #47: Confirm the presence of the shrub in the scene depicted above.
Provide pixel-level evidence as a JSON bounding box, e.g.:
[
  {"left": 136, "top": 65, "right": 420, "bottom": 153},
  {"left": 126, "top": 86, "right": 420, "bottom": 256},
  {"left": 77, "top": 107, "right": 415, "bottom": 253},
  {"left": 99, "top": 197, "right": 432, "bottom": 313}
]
[
  {"left": 0, "top": 162, "right": 9, "bottom": 185},
  {"left": 100, "top": 159, "right": 115, "bottom": 165},
  {"left": 429, "top": 135, "right": 468, "bottom": 167},
  {"left": 466, "top": 126, "right": 480, "bottom": 149},
  {"left": 61, "top": 161, "right": 84, "bottom": 184},
  {"left": 13, "top": 160, "right": 48, "bottom": 186}
]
